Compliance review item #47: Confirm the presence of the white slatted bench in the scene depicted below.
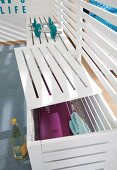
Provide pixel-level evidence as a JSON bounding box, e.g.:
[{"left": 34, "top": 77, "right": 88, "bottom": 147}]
[{"left": 14, "top": 0, "right": 117, "bottom": 170}]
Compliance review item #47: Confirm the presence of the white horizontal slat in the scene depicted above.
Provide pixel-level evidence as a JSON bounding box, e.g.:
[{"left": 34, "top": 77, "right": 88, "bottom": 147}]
[
  {"left": 82, "top": 1, "right": 117, "bottom": 26},
  {"left": 62, "top": 0, "right": 77, "bottom": 11},
  {"left": 45, "top": 153, "right": 106, "bottom": 170},
  {"left": 81, "top": 21, "right": 117, "bottom": 60},
  {"left": 61, "top": 3, "right": 77, "bottom": 21},
  {"left": 80, "top": 47, "right": 117, "bottom": 103},
  {"left": 80, "top": 31, "right": 117, "bottom": 90},
  {"left": 82, "top": 12, "right": 117, "bottom": 46},
  {"left": 57, "top": 161, "right": 105, "bottom": 170},
  {"left": 95, "top": 0, "right": 117, "bottom": 8},
  {"left": 80, "top": 28, "right": 117, "bottom": 74},
  {"left": 42, "top": 132, "right": 109, "bottom": 152},
  {"left": 62, "top": 22, "right": 76, "bottom": 45},
  {"left": 62, "top": 16, "right": 76, "bottom": 39},
  {"left": 62, "top": 10, "right": 77, "bottom": 30},
  {"left": 43, "top": 143, "right": 108, "bottom": 162}
]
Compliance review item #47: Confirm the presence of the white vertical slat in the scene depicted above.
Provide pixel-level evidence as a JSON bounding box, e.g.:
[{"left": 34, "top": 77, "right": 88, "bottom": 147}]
[
  {"left": 31, "top": 47, "right": 63, "bottom": 98},
  {"left": 22, "top": 48, "right": 50, "bottom": 99},
  {"left": 90, "top": 95, "right": 112, "bottom": 130},
  {"left": 14, "top": 48, "right": 36, "bottom": 108},
  {"left": 38, "top": 44, "right": 76, "bottom": 96}
]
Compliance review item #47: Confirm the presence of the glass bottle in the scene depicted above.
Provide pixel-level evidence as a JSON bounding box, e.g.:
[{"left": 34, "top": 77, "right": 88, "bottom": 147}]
[{"left": 11, "top": 118, "right": 28, "bottom": 160}]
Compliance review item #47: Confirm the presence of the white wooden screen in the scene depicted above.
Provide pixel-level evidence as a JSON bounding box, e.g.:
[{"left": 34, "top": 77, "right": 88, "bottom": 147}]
[{"left": 77, "top": 0, "right": 117, "bottom": 103}]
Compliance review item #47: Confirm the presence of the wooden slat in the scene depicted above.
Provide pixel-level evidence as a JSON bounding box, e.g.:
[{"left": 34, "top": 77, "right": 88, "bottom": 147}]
[
  {"left": 62, "top": 0, "right": 77, "bottom": 11},
  {"left": 42, "top": 132, "right": 109, "bottom": 152},
  {"left": 80, "top": 47, "right": 117, "bottom": 103},
  {"left": 43, "top": 143, "right": 108, "bottom": 162},
  {"left": 86, "top": 97, "right": 106, "bottom": 131},
  {"left": 80, "top": 28, "right": 117, "bottom": 74},
  {"left": 95, "top": 95, "right": 117, "bottom": 128},
  {"left": 31, "top": 47, "right": 62, "bottom": 97},
  {"left": 38, "top": 44, "right": 76, "bottom": 96},
  {"left": 90, "top": 95, "right": 112, "bottom": 130},
  {"left": 82, "top": 97, "right": 100, "bottom": 131},
  {"left": 22, "top": 48, "right": 49, "bottom": 99},
  {"left": 82, "top": 12, "right": 117, "bottom": 46},
  {"left": 62, "top": 10, "right": 77, "bottom": 30},
  {"left": 82, "top": 1, "right": 117, "bottom": 26},
  {"left": 62, "top": 22, "right": 76, "bottom": 45},
  {"left": 44, "top": 153, "right": 106, "bottom": 169},
  {"left": 62, "top": 15, "right": 76, "bottom": 38},
  {"left": 80, "top": 31, "right": 117, "bottom": 90},
  {"left": 14, "top": 48, "right": 36, "bottom": 108},
  {"left": 61, "top": 3, "right": 77, "bottom": 21},
  {"left": 81, "top": 21, "right": 117, "bottom": 61}
]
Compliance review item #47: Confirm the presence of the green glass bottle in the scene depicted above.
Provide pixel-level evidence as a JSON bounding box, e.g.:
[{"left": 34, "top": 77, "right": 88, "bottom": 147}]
[{"left": 11, "top": 118, "right": 28, "bottom": 160}]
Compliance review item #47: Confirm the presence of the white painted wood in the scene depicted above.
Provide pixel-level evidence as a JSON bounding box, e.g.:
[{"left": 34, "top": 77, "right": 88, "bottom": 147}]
[
  {"left": 90, "top": 95, "right": 112, "bottom": 130},
  {"left": 15, "top": 43, "right": 101, "bottom": 109},
  {"left": 80, "top": 28, "right": 117, "bottom": 74},
  {"left": 81, "top": 21, "right": 117, "bottom": 61},
  {"left": 80, "top": 43, "right": 117, "bottom": 103},
  {"left": 61, "top": 10, "right": 77, "bottom": 30},
  {"left": 44, "top": 152, "right": 106, "bottom": 170},
  {"left": 56, "top": 161, "right": 105, "bottom": 170},
  {"left": 14, "top": 48, "right": 37, "bottom": 108},
  {"left": 61, "top": 2, "right": 77, "bottom": 21},
  {"left": 105, "top": 130, "right": 117, "bottom": 170},
  {"left": 82, "top": 1, "right": 117, "bottom": 26},
  {"left": 42, "top": 132, "right": 109, "bottom": 152},
  {"left": 82, "top": 12, "right": 117, "bottom": 46},
  {"left": 43, "top": 143, "right": 108, "bottom": 162}
]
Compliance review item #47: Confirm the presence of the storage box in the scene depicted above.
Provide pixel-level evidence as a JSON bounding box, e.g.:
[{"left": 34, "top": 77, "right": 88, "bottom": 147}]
[{"left": 14, "top": 0, "right": 117, "bottom": 169}]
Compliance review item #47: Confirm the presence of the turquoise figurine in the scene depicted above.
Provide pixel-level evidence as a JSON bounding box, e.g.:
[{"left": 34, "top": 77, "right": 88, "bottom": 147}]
[
  {"left": 32, "top": 18, "right": 37, "bottom": 28},
  {"left": 34, "top": 24, "right": 42, "bottom": 38},
  {"left": 50, "top": 24, "right": 57, "bottom": 39}
]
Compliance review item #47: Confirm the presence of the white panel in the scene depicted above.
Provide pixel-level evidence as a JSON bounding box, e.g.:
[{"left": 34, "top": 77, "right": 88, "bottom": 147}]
[
  {"left": 43, "top": 143, "right": 108, "bottom": 162},
  {"left": 44, "top": 152, "right": 106, "bottom": 169}
]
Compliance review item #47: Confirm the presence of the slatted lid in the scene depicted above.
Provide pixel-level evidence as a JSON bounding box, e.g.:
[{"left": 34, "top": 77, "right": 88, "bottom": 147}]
[{"left": 15, "top": 42, "right": 101, "bottom": 109}]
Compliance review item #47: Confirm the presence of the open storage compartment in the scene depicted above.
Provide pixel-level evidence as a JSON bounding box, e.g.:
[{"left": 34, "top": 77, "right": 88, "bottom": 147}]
[{"left": 27, "top": 94, "right": 117, "bottom": 170}]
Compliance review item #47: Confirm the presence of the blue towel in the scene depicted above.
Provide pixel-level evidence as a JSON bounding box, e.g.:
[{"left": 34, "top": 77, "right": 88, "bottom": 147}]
[
  {"left": 89, "top": 0, "right": 117, "bottom": 32},
  {"left": 69, "top": 120, "right": 77, "bottom": 135},
  {"left": 69, "top": 112, "right": 91, "bottom": 135}
]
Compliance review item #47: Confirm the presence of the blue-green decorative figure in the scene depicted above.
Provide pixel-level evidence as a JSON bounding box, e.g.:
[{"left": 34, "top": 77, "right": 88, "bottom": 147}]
[
  {"left": 48, "top": 17, "right": 54, "bottom": 28},
  {"left": 34, "top": 24, "right": 42, "bottom": 38},
  {"left": 50, "top": 24, "right": 57, "bottom": 39},
  {"left": 32, "top": 18, "right": 37, "bottom": 28}
]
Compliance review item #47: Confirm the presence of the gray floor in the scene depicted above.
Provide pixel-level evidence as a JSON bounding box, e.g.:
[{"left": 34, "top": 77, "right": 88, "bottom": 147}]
[{"left": 0, "top": 44, "right": 32, "bottom": 170}]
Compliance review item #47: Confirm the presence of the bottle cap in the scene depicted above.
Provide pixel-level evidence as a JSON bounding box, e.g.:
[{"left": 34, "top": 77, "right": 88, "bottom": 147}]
[{"left": 11, "top": 118, "right": 17, "bottom": 125}]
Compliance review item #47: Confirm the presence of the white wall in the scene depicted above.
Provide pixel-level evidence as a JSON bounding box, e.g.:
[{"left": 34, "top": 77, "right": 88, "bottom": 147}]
[{"left": 0, "top": 0, "right": 26, "bottom": 42}]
